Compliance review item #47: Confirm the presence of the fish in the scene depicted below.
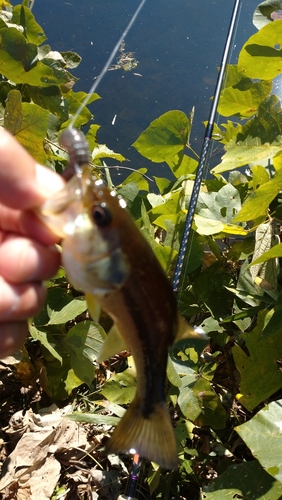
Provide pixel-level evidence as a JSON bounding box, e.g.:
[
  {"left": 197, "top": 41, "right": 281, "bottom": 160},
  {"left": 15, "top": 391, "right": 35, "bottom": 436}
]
[{"left": 38, "top": 128, "right": 207, "bottom": 470}]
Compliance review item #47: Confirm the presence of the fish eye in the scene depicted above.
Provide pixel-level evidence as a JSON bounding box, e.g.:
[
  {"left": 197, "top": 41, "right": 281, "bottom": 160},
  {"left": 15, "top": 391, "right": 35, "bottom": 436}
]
[{"left": 91, "top": 204, "right": 112, "bottom": 227}]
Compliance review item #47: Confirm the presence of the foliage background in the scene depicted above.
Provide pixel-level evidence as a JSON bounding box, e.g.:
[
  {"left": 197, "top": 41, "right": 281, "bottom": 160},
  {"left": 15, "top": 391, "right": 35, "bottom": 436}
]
[{"left": 1, "top": 0, "right": 282, "bottom": 498}]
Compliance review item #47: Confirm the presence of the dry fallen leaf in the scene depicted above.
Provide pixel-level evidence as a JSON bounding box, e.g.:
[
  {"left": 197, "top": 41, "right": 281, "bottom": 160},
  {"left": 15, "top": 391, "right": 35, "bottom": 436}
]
[{"left": 0, "top": 404, "right": 90, "bottom": 500}]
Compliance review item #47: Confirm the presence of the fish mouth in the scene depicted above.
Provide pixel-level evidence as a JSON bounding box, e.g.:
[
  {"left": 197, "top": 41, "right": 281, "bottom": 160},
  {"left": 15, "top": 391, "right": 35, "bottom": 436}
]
[{"left": 38, "top": 169, "right": 91, "bottom": 238}]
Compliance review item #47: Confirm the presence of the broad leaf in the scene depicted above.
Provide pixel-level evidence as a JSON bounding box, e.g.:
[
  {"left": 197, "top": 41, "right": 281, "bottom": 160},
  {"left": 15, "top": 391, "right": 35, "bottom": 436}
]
[
  {"left": 133, "top": 110, "right": 190, "bottom": 163},
  {"left": 12, "top": 5, "right": 46, "bottom": 45},
  {"left": 251, "top": 242, "right": 282, "bottom": 266},
  {"left": 0, "top": 27, "right": 71, "bottom": 86},
  {"left": 48, "top": 299, "right": 87, "bottom": 325},
  {"left": 202, "top": 460, "right": 282, "bottom": 499},
  {"left": 233, "top": 311, "right": 282, "bottom": 410},
  {"left": 238, "top": 20, "right": 282, "bottom": 80},
  {"left": 29, "top": 324, "right": 62, "bottom": 363},
  {"left": 4, "top": 89, "right": 49, "bottom": 163},
  {"left": 234, "top": 171, "right": 282, "bottom": 222},
  {"left": 65, "top": 321, "right": 106, "bottom": 386},
  {"left": 66, "top": 412, "right": 120, "bottom": 426},
  {"left": 236, "top": 400, "right": 282, "bottom": 481}
]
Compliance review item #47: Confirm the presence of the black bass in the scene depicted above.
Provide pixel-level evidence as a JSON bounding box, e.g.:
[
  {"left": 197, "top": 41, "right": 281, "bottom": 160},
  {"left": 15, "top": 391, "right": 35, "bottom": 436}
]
[{"left": 39, "top": 128, "right": 206, "bottom": 470}]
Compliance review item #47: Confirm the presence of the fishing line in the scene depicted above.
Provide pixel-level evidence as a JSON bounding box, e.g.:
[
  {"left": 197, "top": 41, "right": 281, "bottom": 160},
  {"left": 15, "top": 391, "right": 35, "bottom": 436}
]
[
  {"left": 68, "top": 0, "right": 147, "bottom": 130},
  {"left": 172, "top": 0, "right": 242, "bottom": 295}
]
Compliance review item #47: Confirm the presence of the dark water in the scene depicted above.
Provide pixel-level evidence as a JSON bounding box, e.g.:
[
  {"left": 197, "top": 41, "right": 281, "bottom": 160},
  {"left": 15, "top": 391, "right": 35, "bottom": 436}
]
[{"left": 14, "top": 0, "right": 261, "bottom": 176}]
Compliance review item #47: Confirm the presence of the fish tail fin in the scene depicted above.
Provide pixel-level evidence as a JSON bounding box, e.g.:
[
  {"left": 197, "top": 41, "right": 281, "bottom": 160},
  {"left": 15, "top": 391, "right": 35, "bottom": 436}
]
[{"left": 105, "top": 396, "right": 178, "bottom": 469}]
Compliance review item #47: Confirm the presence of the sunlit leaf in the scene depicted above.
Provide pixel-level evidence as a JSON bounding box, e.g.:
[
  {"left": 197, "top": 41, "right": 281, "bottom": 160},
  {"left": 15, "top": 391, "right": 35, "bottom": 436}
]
[
  {"left": 101, "top": 361, "right": 137, "bottom": 405},
  {"left": 178, "top": 374, "right": 202, "bottom": 421},
  {"left": 0, "top": 28, "right": 71, "bottom": 86},
  {"left": 29, "top": 324, "right": 62, "bottom": 363},
  {"left": 238, "top": 20, "right": 282, "bottom": 80},
  {"left": 121, "top": 168, "right": 149, "bottom": 192},
  {"left": 4, "top": 89, "right": 49, "bottom": 163},
  {"left": 11, "top": 5, "right": 46, "bottom": 45},
  {"left": 251, "top": 242, "right": 282, "bottom": 266},
  {"left": 236, "top": 400, "right": 282, "bottom": 481},
  {"left": 233, "top": 311, "right": 282, "bottom": 410},
  {"left": 194, "top": 214, "right": 247, "bottom": 236},
  {"left": 202, "top": 460, "right": 282, "bottom": 499},
  {"left": 218, "top": 76, "right": 271, "bottom": 118},
  {"left": 133, "top": 110, "right": 190, "bottom": 163},
  {"left": 212, "top": 141, "right": 282, "bottom": 174},
  {"left": 65, "top": 321, "right": 106, "bottom": 386},
  {"left": 234, "top": 171, "right": 282, "bottom": 222},
  {"left": 48, "top": 299, "right": 87, "bottom": 324},
  {"left": 66, "top": 412, "right": 120, "bottom": 426}
]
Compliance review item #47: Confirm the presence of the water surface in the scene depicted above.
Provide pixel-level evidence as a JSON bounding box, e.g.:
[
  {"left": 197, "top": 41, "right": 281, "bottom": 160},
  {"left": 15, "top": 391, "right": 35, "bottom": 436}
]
[{"left": 14, "top": 0, "right": 262, "bottom": 176}]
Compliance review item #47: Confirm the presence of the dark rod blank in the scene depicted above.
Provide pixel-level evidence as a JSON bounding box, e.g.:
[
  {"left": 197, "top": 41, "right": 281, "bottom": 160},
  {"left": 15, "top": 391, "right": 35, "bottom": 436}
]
[{"left": 172, "top": 0, "right": 241, "bottom": 293}]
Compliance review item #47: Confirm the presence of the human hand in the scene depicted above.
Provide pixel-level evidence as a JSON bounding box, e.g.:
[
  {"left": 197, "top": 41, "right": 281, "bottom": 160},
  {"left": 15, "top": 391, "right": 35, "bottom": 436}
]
[{"left": 0, "top": 128, "right": 65, "bottom": 358}]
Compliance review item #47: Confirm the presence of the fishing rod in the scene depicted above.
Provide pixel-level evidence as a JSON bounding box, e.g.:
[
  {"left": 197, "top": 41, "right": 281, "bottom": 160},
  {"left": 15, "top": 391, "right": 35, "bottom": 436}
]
[
  {"left": 118, "top": 453, "right": 141, "bottom": 500},
  {"left": 172, "top": 0, "right": 241, "bottom": 293}
]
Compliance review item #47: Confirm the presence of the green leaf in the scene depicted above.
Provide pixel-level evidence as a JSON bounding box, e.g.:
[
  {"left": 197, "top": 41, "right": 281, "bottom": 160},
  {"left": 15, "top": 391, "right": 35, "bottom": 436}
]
[
  {"left": 65, "top": 321, "right": 106, "bottom": 386},
  {"left": 28, "top": 85, "right": 69, "bottom": 121},
  {"left": 260, "top": 290, "right": 282, "bottom": 339},
  {"left": 218, "top": 68, "right": 272, "bottom": 118},
  {"left": 202, "top": 460, "right": 282, "bottom": 499},
  {"left": 120, "top": 168, "right": 149, "bottom": 192},
  {"left": 101, "top": 361, "right": 137, "bottom": 404},
  {"left": 238, "top": 20, "right": 282, "bottom": 80},
  {"left": 234, "top": 171, "right": 282, "bottom": 222},
  {"left": 91, "top": 144, "right": 126, "bottom": 163},
  {"left": 194, "top": 215, "right": 247, "bottom": 236},
  {"left": 29, "top": 324, "right": 62, "bottom": 363},
  {"left": 12, "top": 5, "right": 46, "bottom": 45},
  {"left": 198, "top": 184, "right": 242, "bottom": 223},
  {"left": 212, "top": 141, "right": 282, "bottom": 175},
  {"left": 251, "top": 164, "right": 270, "bottom": 188},
  {"left": 251, "top": 242, "right": 282, "bottom": 266},
  {"left": 48, "top": 298, "right": 87, "bottom": 324},
  {"left": 194, "top": 184, "right": 247, "bottom": 236},
  {"left": 236, "top": 400, "right": 282, "bottom": 482},
  {"left": 60, "top": 50, "right": 82, "bottom": 69},
  {"left": 4, "top": 89, "right": 49, "bottom": 163},
  {"left": 167, "top": 153, "right": 198, "bottom": 178},
  {"left": 178, "top": 374, "right": 202, "bottom": 421},
  {"left": 0, "top": 27, "right": 70, "bottom": 86},
  {"left": 154, "top": 176, "right": 171, "bottom": 193},
  {"left": 132, "top": 110, "right": 190, "bottom": 163},
  {"left": 193, "top": 377, "right": 226, "bottom": 429},
  {"left": 149, "top": 189, "right": 183, "bottom": 220},
  {"left": 233, "top": 311, "right": 282, "bottom": 410},
  {"left": 66, "top": 412, "right": 120, "bottom": 426}
]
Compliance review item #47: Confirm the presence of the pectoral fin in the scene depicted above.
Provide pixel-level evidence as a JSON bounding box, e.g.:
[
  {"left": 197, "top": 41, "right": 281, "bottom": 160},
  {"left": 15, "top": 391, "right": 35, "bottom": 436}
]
[
  {"left": 174, "top": 314, "right": 208, "bottom": 343},
  {"left": 85, "top": 292, "right": 101, "bottom": 322},
  {"left": 97, "top": 323, "right": 128, "bottom": 362}
]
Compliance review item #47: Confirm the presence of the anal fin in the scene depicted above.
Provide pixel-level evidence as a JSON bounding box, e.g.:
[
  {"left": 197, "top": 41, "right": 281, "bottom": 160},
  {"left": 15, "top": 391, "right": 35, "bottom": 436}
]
[
  {"left": 97, "top": 324, "right": 128, "bottom": 362},
  {"left": 175, "top": 314, "right": 208, "bottom": 343},
  {"left": 85, "top": 292, "right": 101, "bottom": 323}
]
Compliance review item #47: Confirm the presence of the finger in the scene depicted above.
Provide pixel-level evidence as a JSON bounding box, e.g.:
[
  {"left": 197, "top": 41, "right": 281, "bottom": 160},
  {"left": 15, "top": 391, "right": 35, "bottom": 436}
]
[
  {"left": 0, "top": 129, "right": 64, "bottom": 210},
  {"left": 0, "top": 234, "right": 61, "bottom": 283},
  {"left": 0, "top": 277, "right": 47, "bottom": 321},
  {"left": 0, "top": 322, "right": 28, "bottom": 359},
  {"left": 0, "top": 206, "right": 61, "bottom": 245}
]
